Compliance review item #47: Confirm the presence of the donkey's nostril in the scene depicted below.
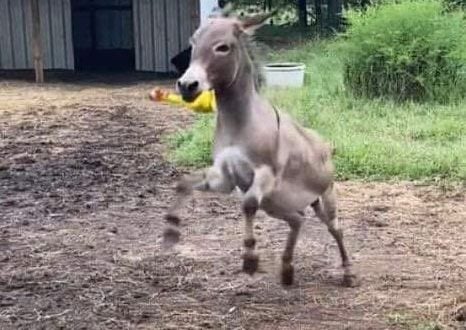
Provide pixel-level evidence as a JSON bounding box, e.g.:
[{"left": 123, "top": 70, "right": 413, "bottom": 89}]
[
  {"left": 188, "top": 81, "right": 199, "bottom": 91},
  {"left": 177, "top": 80, "right": 200, "bottom": 101}
]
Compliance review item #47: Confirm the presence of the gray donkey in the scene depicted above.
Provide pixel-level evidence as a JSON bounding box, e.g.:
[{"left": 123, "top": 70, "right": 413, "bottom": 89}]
[{"left": 163, "top": 12, "right": 358, "bottom": 287}]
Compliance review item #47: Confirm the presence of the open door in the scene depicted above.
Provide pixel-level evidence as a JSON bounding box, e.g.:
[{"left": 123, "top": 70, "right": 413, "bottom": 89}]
[{"left": 71, "top": 0, "right": 135, "bottom": 71}]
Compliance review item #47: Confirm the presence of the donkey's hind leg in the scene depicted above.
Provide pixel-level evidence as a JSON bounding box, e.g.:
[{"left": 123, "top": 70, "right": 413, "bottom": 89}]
[
  {"left": 163, "top": 166, "right": 235, "bottom": 247},
  {"left": 279, "top": 212, "right": 304, "bottom": 286},
  {"left": 311, "top": 185, "right": 359, "bottom": 287}
]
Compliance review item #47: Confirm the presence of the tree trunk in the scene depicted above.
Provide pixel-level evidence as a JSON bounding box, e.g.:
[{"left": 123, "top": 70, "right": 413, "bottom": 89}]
[
  {"left": 314, "top": 0, "right": 323, "bottom": 32},
  {"left": 31, "top": 0, "right": 44, "bottom": 83},
  {"left": 297, "top": 0, "right": 308, "bottom": 27},
  {"left": 327, "top": 0, "right": 343, "bottom": 32},
  {"left": 268, "top": 0, "right": 274, "bottom": 25}
]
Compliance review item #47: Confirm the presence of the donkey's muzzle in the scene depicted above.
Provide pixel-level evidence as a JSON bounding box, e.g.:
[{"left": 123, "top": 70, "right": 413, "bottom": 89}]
[{"left": 177, "top": 79, "right": 200, "bottom": 102}]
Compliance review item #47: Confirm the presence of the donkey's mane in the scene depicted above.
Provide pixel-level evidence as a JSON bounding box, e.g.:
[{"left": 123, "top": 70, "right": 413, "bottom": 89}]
[
  {"left": 209, "top": 6, "right": 265, "bottom": 91},
  {"left": 242, "top": 35, "right": 265, "bottom": 91}
]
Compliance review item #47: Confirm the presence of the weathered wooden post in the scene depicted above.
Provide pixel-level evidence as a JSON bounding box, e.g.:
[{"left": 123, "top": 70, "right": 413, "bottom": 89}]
[
  {"left": 297, "top": 0, "right": 308, "bottom": 27},
  {"left": 327, "top": 0, "right": 344, "bottom": 32},
  {"left": 315, "top": 0, "right": 323, "bottom": 33},
  {"left": 31, "top": 0, "right": 44, "bottom": 83}
]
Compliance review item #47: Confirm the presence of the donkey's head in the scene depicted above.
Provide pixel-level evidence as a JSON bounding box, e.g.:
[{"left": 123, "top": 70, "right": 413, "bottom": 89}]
[{"left": 176, "top": 12, "right": 274, "bottom": 102}]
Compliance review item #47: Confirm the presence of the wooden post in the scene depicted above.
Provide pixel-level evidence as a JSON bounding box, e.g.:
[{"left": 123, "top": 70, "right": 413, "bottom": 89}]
[
  {"left": 297, "top": 0, "right": 308, "bottom": 28},
  {"left": 315, "top": 0, "right": 323, "bottom": 33},
  {"left": 327, "top": 0, "right": 343, "bottom": 32},
  {"left": 31, "top": 0, "right": 44, "bottom": 83}
]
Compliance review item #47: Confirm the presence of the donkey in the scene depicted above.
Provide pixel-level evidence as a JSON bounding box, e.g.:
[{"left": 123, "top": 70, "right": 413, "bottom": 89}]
[{"left": 163, "top": 12, "right": 358, "bottom": 287}]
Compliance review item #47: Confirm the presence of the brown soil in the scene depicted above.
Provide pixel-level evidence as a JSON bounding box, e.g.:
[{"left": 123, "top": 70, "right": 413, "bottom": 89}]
[{"left": 0, "top": 77, "right": 465, "bottom": 330}]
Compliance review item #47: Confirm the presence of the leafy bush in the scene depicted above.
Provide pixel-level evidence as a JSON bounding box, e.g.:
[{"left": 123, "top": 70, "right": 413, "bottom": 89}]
[
  {"left": 443, "top": 0, "right": 466, "bottom": 10},
  {"left": 341, "top": 0, "right": 466, "bottom": 103}
]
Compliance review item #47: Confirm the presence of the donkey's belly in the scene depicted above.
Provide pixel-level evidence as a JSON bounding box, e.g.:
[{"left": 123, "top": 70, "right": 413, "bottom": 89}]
[{"left": 262, "top": 182, "right": 318, "bottom": 214}]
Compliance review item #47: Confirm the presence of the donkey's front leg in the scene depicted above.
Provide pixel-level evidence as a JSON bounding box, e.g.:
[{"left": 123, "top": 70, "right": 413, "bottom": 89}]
[
  {"left": 241, "top": 166, "right": 275, "bottom": 275},
  {"left": 163, "top": 167, "right": 234, "bottom": 247},
  {"left": 163, "top": 170, "right": 203, "bottom": 247},
  {"left": 241, "top": 201, "right": 259, "bottom": 275}
]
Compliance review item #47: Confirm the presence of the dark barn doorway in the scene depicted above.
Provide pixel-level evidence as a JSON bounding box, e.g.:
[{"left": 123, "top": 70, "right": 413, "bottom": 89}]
[{"left": 71, "top": 0, "right": 135, "bottom": 71}]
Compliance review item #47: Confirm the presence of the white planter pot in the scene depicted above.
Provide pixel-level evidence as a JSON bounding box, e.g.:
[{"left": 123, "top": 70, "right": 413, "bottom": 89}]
[{"left": 263, "top": 62, "right": 306, "bottom": 87}]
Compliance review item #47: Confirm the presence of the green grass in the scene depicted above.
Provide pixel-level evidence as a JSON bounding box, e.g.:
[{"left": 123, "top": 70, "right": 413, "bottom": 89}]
[
  {"left": 167, "top": 116, "right": 214, "bottom": 167},
  {"left": 167, "top": 40, "right": 466, "bottom": 182},
  {"left": 387, "top": 312, "right": 442, "bottom": 330}
]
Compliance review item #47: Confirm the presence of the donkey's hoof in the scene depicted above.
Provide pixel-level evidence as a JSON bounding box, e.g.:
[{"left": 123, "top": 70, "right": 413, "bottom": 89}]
[
  {"left": 242, "top": 253, "right": 259, "bottom": 275},
  {"left": 342, "top": 273, "right": 360, "bottom": 288},
  {"left": 162, "top": 227, "right": 180, "bottom": 248},
  {"left": 281, "top": 263, "right": 294, "bottom": 286}
]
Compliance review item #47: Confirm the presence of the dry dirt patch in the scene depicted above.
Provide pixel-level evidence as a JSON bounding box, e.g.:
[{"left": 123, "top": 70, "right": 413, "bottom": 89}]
[{"left": 0, "top": 79, "right": 465, "bottom": 330}]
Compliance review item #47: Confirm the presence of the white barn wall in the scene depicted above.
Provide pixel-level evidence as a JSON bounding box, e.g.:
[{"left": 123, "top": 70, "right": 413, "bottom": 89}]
[{"left": 200, "top": 0, "right": 217, "bottom": 24}]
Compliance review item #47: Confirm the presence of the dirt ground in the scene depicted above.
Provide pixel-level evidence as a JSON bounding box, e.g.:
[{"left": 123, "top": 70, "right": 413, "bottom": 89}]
[{"left": 0, "top": 75, "right": 465, "bottom": 330}]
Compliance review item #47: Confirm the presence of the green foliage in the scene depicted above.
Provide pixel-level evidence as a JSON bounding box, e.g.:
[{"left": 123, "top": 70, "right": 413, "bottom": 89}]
[
  {"left": 443, "top": 0, "right": 466, "bottom": 10},
  {"left": 387, "top": 312, "right": 443, "bottom": 330},
  {"left": 226, "top": 0, "right": 299, "bottom": 25},
  {"left": 167, "top": 116, "right": 214, "bottom": 168},
  {"left": 340, "top": 0, "right": 466, "bottom": 103},
  {"left": 168, "top": 40, "right": 466, "bottom": 182}
]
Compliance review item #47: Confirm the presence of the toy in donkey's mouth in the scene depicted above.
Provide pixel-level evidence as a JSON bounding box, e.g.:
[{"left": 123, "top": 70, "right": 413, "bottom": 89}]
[{"left": 149, "top": 87, "right": 216, "bottom": 113}]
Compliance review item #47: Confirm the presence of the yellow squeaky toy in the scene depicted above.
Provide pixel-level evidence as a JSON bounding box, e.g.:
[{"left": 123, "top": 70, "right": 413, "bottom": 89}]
[{"left": 149, "top": 87, "right": 216, "bottom": 113}]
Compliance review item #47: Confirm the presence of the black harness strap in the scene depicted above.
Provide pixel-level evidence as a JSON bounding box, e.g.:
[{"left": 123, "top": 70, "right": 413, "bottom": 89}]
[
  {"left": 272, "top": 104, "right": 281, "bottom": 132},
  {"left": 271, "top": 104, "right": 282, "bottom": 175}
]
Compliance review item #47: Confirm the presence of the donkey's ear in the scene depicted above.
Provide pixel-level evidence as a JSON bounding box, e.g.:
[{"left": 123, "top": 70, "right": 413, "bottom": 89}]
[{"left": 240, "top": 10, "right": 277, "bottom": 35}]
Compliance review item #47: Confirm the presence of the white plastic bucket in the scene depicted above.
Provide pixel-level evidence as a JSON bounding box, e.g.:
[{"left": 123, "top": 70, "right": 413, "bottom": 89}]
[{"left": 263, "top": 62, "right": 306, "bottom": 87}]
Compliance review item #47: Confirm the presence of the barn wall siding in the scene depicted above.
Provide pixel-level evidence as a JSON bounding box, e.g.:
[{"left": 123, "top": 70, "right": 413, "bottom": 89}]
[
  {"left": 133, "top": 0, "right": 199, "bottom": 72},
  {"left": 0, "top": 0, "right": 74, "bottom": 70},
  {"left": 63, "top": 0, "right": 74, "bottom": 69},
  {"left": 1, "top": 0, "right": 199, "bottom": 72},
  {"left": 0, "top": 0, "right": 14, "bottom": 69}
]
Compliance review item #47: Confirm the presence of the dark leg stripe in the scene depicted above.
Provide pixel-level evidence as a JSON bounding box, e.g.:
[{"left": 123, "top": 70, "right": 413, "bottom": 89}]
[{"left": 244, "top": 238, "right": 256, "bottom": 248}]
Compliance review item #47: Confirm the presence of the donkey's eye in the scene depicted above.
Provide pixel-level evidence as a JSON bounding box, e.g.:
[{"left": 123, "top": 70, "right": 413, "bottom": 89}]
[{"left": 214, "top": 44, "right": 230, "bottom": 54}]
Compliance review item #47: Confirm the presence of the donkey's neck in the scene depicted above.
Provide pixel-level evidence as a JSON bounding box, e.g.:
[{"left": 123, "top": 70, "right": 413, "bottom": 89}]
[{"left": 215, "top": 67, "right": 257, "bottom": 129}]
